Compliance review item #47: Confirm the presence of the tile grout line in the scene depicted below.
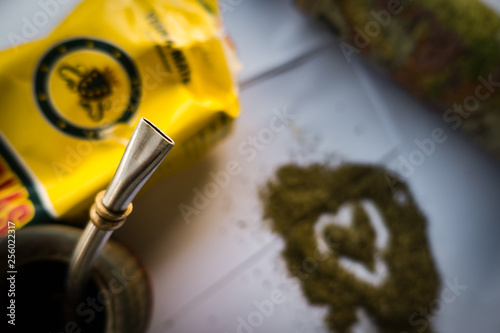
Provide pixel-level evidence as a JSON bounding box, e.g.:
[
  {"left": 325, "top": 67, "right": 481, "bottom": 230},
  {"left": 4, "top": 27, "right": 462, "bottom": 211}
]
[
  {"left": 239, "top": 41, "right": 335, "bottom": 91},
  {"left": 351, "top": 60, "right": 403, "bottom": 155}
]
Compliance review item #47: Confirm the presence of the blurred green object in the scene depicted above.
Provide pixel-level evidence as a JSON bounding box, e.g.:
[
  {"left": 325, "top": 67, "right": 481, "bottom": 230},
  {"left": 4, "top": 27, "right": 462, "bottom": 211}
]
[{"left": 297, "top": 0, "right": 500, "bottom": 158}]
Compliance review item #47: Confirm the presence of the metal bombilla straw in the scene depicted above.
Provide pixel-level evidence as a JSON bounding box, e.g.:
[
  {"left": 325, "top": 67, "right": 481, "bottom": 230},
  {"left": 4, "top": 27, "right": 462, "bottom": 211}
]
[{"left": 67, "top": 117, "right": 174, "bottom": 303}]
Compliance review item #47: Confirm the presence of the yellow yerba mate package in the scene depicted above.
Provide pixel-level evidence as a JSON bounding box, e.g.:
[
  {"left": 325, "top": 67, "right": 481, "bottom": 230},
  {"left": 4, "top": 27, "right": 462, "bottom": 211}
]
[{"left": 0, "top": 0, "right": 240, "bottom": 234}]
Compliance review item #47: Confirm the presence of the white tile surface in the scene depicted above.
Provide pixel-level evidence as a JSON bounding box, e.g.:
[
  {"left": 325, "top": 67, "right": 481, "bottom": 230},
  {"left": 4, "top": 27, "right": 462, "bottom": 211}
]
[
  {"left": 220, "top": 0, "right": 334, "bottom": 85},
  {"left": 353, "top": 60, "right": 500, "bottom": 333},
  {"left": 116, "top": 43, "right": 397, "bottom": 331}
]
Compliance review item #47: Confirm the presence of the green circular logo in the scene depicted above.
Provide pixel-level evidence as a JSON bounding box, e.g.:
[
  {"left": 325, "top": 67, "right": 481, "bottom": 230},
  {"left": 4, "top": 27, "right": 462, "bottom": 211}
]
[{"left": 34, "top": 38, "right": 141, "bottom": 139}]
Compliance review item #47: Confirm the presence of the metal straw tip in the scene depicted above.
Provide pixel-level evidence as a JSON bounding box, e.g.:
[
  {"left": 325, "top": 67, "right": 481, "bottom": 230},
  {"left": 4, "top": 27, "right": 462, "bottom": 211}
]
[
  {"left": 102, "top": 118, "right": 175, "bottom": 212},
  {"left": 141, "top": 117, "right": 175, "bottom": 146}
]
